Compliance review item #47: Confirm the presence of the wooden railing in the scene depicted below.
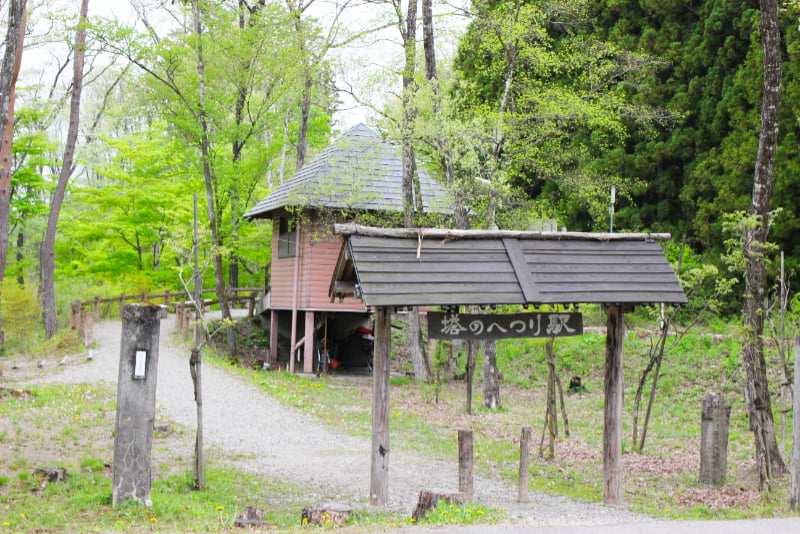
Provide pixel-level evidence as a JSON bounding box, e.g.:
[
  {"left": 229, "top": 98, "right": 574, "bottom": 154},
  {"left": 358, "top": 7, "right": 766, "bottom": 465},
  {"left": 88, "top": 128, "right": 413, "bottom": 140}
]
[{"left": 69, "top": 287, "right": 264, "bottom": 345}]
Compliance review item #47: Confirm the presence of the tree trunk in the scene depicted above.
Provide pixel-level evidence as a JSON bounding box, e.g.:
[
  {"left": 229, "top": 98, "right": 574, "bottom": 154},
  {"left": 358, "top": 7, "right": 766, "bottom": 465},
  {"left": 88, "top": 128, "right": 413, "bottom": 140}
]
[
  {"left": 0, "top": 0, "right": 27, "bottom": 344},
  {"left": 296, "top": 75, "right": 312, "bottom": 170},
  {"left": 421, "top": 0, "right": 436, "bottom": 81},
  {"left": 190, "top": 0, "right": 232, "bottom": 347},
  {"left": 406, "top": 309, "right": 430, "bottom": 382},
  {"left": 482, "top": 338, "right": 501, "bottom": 409},
  {"left": 41, "top": 0, "right": 88, "bottom": 339},
  {"left": 741, "top": 0, "right": 786, "bottom": 488}
]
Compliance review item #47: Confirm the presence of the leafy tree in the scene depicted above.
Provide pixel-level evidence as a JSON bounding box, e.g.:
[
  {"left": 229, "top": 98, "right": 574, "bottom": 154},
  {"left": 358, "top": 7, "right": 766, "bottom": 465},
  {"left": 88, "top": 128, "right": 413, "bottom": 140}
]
[
  {"left": 451, "top": 0, "right": 666, "bottom": 231},
  {"left": 59, "top": 122, "right": 199, "bottom": 286}
]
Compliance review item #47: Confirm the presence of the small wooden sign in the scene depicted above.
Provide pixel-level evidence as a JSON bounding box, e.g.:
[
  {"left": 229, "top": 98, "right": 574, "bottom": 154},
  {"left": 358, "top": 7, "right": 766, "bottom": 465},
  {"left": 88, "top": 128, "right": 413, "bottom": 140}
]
[{"left": 428, "top": 312, "right": 583, "bottom": 340}]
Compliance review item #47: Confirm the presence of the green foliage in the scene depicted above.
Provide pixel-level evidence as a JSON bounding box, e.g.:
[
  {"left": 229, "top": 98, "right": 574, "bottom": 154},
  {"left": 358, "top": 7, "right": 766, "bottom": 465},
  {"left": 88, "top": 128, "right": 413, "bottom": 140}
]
[
  {"left": 416, "top": 500, "right": 501, "bottom": 525},
  {"left": 447, "top": 0, "right": 667, "bottom": 230},
  {"left": 0, "top": 281, "right": 42, "bottom": 354}
]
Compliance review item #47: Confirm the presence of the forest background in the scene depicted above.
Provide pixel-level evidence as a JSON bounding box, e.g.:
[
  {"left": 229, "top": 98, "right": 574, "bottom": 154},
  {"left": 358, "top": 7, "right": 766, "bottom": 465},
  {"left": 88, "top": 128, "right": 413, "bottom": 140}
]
[{"left": 1, "top": 0, "right": 799, "bottom": 338}]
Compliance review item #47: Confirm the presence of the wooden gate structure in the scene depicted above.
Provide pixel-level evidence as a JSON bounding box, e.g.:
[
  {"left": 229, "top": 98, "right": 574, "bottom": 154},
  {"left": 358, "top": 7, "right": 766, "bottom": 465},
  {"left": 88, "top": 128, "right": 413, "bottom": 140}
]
[{"left": 329, "top": 223, "right": 687, "bottom": 507}]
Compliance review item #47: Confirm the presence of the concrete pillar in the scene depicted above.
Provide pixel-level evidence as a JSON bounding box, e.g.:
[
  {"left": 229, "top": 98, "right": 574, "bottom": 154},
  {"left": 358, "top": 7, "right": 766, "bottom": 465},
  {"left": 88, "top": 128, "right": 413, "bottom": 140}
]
[
  {"left": 112, "top": 303, "right": 161, "bottom": 507},
  {"left": 700, "top": 392, "right": 731, "bottom": 486}
]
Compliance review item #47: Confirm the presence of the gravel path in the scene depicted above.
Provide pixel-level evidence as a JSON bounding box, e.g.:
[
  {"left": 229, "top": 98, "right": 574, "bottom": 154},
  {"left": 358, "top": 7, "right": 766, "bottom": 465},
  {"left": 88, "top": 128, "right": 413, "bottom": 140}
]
[{"left": 29, "top": 313, "right": 646, "bottom": 527}]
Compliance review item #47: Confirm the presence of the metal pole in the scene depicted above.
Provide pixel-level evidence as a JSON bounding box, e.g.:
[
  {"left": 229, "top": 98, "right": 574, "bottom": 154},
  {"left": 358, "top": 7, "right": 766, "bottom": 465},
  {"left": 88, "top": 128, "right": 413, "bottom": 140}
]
[{"left": 609, "top": 185, "right": 616, "bottom": 233}]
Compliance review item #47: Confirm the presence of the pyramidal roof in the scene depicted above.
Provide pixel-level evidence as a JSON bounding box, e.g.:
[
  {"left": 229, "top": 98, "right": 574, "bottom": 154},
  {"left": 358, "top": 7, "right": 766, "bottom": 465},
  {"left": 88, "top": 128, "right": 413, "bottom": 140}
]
[{"left": 244, "top": 124, "right": 451, "bottom": 219}]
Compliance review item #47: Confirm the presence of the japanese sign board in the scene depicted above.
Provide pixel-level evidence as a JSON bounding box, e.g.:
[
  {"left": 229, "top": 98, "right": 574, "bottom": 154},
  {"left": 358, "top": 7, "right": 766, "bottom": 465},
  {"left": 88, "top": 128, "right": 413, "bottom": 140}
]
[{"left": 428, "top": 312, "right": 583, "bottom": 340}]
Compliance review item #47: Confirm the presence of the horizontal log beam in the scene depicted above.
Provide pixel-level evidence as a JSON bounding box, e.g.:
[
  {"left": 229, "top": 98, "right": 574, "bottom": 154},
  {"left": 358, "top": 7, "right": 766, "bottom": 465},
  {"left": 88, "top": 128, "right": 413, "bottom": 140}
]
[{"left": 334, "top": 223, "right": 672, "bottom": 242}]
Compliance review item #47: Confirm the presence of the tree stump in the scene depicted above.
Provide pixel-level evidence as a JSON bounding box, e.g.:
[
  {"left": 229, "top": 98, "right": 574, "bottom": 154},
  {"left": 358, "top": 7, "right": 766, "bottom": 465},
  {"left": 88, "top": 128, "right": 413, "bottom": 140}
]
[
  {"left": 233, "top": 505, "right": 273, "bottom": 529},
  {"left": 411, "top": 490, "right": 466, "bottom": 521},
  {"left": 301, "top": 503, "right": 352, "bottom": 527}
]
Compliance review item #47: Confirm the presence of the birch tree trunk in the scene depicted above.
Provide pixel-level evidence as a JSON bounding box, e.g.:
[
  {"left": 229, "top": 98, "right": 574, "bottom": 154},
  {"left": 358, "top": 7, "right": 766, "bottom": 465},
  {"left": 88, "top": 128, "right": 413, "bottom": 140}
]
[
  {"left": 189, "top": 0, "right": 232, "bottom": 344},
  {"left": 0, "top": 0, "right": 27, "bottom": 345},
  {"left": 741, "top": 0, "right": 786, "bottom": 487},
  {"left": 41, "top": 0, "right": 88, "bottom": 339}
]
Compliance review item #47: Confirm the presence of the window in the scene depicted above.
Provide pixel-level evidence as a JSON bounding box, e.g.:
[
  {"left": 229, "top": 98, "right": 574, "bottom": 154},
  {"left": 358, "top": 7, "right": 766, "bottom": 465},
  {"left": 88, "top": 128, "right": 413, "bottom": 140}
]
[{"left": 278, "top": 216, "right": 296, "bottom": 258}]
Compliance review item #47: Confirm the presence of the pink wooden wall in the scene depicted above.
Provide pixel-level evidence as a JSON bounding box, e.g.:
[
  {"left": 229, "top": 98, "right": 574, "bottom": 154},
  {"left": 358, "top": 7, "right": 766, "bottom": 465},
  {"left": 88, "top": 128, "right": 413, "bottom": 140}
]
[{"left": 269, "top": 216, "right": 366, "bottom": 312}]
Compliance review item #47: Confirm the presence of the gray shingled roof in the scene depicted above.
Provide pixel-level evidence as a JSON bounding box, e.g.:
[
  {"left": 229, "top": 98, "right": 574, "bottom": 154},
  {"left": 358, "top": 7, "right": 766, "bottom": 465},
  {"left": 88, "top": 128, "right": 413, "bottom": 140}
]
[
  {"left": 330, "top": 226, "right": 688, "bottom": 308},
  {"left": 244, "top": 124, "right": 451, "bottom": 219}
]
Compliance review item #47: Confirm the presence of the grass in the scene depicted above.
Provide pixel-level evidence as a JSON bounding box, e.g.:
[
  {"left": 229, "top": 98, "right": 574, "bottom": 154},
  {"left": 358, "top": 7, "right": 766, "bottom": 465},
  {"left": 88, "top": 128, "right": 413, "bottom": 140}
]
[
  {"left": 3, "top": 310, "right": 800, "bottom": 531},
  {"left": 205, "top": 317, "right": 800, "bottom": 522}
]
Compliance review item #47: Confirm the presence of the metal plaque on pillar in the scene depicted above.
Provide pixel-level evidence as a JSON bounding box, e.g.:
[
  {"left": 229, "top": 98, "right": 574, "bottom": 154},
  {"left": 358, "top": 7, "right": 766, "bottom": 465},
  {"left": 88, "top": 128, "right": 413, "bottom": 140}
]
[{"left": 112, "top": 303, "right": 161, "bottom": 507}]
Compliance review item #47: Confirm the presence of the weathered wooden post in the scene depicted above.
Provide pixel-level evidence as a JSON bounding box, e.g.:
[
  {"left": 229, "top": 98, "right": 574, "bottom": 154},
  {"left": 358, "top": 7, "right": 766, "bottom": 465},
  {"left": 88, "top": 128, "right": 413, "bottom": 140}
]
[
  {"left": 458, "top": 429, "right": 474, "bottom": 500},
  {"left": 112, "top": 303, "right": 161, "bottom": 507},
  {"left": 118, "top": 293, "right": 126, "bottom": 319},
  {"left": 370, "top": 307, "right": 392, "bottom": 506},
  {"left": 790, "top": 337, "right": 800, "bottom": 510},
  {"left": 70, "top": 300, "right": 81, "bottom": 330},
  {"left": 603, "top": 304, "right": 625, "bottom": 506},
  {"left": 518, "top": 426, "right": 532, "bottom": 502},
  {"left": 93, "top": 296, "right": 101, "bottom": 320},
  {"left": 699, "top": 392, "right": 731, "bottom": 486}
]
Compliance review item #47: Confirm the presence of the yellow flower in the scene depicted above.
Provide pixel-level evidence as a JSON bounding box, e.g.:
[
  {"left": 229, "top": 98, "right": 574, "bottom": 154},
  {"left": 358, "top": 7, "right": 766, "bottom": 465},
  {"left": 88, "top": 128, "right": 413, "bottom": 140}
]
[
  {"left": 2, "top": 522, "right": 10, "bottom": 526},
  {"left": 18, "top": 514, "right": 25, "bottom": 519},
  {"left": 149, "top": 517, "right": 157, "bottom": 522},
  {"left": 216, "top": 506, "right": 225, "bottom": 511}
]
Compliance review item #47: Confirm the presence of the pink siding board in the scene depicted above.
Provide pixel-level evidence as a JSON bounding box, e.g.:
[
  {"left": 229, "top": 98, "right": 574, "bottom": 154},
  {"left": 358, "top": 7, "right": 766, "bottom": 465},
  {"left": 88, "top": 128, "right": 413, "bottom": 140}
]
[{"left": 268, "top": 216, "right": 365, "bottom": 312}]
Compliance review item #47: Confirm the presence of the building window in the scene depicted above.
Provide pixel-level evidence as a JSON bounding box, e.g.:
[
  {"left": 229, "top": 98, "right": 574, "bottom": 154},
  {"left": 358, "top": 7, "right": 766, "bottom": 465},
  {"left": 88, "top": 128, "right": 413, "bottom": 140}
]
[{"left": 278, "top": 216, "right": 296, "bottom": 258}]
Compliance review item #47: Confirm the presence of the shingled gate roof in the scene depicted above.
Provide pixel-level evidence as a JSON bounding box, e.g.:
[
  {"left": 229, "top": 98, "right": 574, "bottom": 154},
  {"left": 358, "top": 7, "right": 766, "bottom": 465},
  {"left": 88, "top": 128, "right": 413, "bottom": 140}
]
[
  {"left": 244, "top": 124, "right": 451, "bottom": 219},
  {"left": 330, "top": 225, "right": 688, "bottom": 308}
]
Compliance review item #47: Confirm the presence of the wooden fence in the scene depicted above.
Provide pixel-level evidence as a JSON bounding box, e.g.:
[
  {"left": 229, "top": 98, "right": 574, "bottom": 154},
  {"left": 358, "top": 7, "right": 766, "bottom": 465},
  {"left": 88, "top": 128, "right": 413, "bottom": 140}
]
[{"left": 70, "top": 287, "right": 264, "bottom": 346}]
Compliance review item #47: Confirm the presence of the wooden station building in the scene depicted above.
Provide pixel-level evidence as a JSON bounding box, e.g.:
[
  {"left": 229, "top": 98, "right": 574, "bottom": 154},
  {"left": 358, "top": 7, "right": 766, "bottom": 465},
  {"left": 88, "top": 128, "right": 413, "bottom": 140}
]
[
  {"left": 243, "top": 124, "right": 450, "bottom": 373},
  {"left": 329, "top": 223, "right": 687, "bottom": 507}
]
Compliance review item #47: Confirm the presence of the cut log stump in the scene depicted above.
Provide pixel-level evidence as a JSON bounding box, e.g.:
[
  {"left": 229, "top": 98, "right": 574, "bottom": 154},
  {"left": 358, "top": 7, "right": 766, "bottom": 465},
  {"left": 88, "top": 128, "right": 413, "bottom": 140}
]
[
  {"left": 301, "top": 503, "right": 352, "bottom": 527},
  {"left": 233, "top": 505, "right": 274, "bottom": 529},
  {"left": 411, "top": 489, "right": 467, "bottom": 521}
]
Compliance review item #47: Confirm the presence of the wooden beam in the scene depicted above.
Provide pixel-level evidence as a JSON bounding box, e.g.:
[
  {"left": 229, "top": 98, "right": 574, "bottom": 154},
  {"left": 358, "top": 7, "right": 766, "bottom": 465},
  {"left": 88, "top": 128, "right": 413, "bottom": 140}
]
[
  {"left": 303, "top": 311, "right": 314, "bottom": 374},
  {"left": 370, "top": 307, "right": 392, "bottom": 506},
  {"left": 334, "top": 223, "right": 672, "bottom": 242},
  {"left": 269, "top": 310, "right": 278, "bottom": 367},
  {"left": 502, "top": 238, "right": 541, "bottom": 302},
  {"left": 603, "top": 304, "right": 625, "bottom": 506}
]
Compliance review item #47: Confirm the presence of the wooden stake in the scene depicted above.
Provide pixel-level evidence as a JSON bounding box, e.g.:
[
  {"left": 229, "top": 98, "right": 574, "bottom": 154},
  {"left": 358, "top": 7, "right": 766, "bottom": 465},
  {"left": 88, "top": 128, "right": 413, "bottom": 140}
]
[
  {"left": 518, "top": 426, "right": 532, "bottom": 502},
  {"left": 790, "top": 336, "right": 800, "bottom": 510},
  {"left": 370, "top": 307, "right": 392, "bottom": 506},
  {"left": 458, "top": 429, "right": 474, "bottom": 501}
]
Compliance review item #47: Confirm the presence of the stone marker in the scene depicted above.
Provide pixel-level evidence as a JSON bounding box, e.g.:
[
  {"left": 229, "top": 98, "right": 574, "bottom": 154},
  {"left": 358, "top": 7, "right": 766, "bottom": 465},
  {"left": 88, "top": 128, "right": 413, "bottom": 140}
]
[
  {"left": 700, "top": 391, "right": 731, "bottom": 486},
  {"left": 112, "top": 303, "right": 161, "bottom": 507}
]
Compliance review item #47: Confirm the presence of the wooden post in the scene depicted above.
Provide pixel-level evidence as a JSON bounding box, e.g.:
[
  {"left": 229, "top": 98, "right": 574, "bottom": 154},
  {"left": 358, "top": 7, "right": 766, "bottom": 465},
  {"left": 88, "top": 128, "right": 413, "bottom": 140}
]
[
  {"left": 70, "top": 300, "right": 81, "bottom": 330},
  {"left": 518, "top": 426, "right": 532, "bottom": 502},
  {"left": 93, "top": 296, "right": 100, "bottom": 320},
  {"left": 269, "top": 309, "right": 279, "bottom": 369},
  {"left": 603, "top": 304, "right": 625, "bottom": 506},
  {"left": 118, "top": 294, "right": 126, "bottom": 319},
  {"left": 289, "top": 226, "right": 302, "bottom": 374},
  {"left": 370, "top": 307, "right": 391, "bottom": 506},
  {"left": 791, "top": 336, "right": 800, "bottom": 510},
  {"left": 304, "top": 311, "right": 314, "bottom": 374},
  {"left": 164, "top": 290, "right": 171, "bottom": 312},
  {"left": 112, "top": 304, "right": 161, "bottom": 507},
  {"left": 458, "top": 429, "right": 474, "bottom": 500}
]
